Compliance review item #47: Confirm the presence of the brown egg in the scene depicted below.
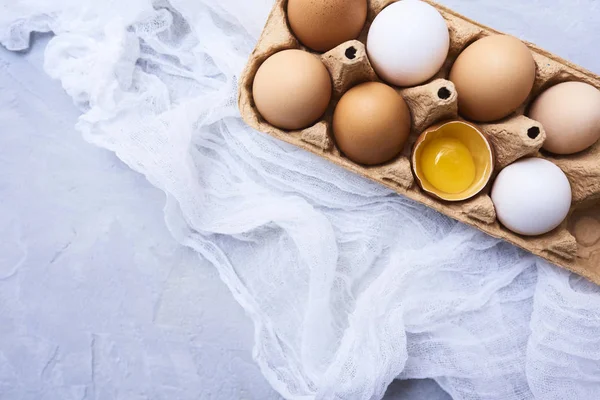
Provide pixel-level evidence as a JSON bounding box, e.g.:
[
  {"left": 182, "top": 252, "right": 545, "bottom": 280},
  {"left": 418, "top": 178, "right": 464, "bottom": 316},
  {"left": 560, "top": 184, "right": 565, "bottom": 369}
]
[
  {"left": 253, "top": 50, "right": 332, "bottom": 130},
  {"left": 288, "top": 0, "right": 368, "bottom": 52},
  {"left": 449, "top": 35, "right": 536, "bottom": 122},
  {"left": 529, "top": 81, "right": 600, "bottom": 154},
  {"left": 333, "top": 82, "right": 411, "bottom": 165}
]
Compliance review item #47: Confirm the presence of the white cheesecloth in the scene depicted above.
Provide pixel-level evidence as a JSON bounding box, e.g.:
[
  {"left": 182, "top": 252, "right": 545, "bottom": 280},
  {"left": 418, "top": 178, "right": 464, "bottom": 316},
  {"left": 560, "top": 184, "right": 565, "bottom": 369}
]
[{"left": 2, "top": 0, "right": 600, "bottom": 399}]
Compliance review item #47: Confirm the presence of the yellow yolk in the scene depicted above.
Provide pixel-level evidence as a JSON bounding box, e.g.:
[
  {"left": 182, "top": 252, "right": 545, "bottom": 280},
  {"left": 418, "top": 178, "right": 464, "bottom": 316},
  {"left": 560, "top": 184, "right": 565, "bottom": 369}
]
[{"left": 420, "top": 137, "right": 476, "bottom": 194}]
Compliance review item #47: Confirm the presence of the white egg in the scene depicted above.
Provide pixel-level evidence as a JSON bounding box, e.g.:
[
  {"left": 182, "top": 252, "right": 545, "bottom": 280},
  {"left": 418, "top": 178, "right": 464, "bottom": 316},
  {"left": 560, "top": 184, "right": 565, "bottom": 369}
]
[
  {"left": 491, "top": 158, "right": 572, "bottom": 236},
  {"left": 367, "top": 0, "right": 450, "bottom": 87}
]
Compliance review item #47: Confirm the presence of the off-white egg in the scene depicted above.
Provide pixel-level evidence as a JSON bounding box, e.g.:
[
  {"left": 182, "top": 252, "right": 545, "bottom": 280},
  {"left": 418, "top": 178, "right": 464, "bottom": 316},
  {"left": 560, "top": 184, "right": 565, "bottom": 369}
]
[
  {"left": 491, "top": 158, "right": 572, "bottom": 236},
  {"left": 367, "top": 0, "right": 449, "bottom": 87},
  {"left": 529, "top": 81, "right": 600, "bottom": 155}
]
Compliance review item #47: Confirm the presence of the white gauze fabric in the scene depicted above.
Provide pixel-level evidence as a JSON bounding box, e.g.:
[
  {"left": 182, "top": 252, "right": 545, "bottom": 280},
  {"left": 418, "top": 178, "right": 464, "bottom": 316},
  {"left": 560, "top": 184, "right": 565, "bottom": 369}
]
[{"left": 2, "top": 0, "right": 600, "bottom": 399}]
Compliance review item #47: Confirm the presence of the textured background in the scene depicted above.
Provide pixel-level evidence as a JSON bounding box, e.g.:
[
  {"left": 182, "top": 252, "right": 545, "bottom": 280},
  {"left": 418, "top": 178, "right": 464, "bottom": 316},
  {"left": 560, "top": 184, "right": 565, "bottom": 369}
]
[
  {"left": 0, "top": 33, "right": 452, "bottom": 400},
  {"left": 1, "top": 1, "right": 599, "bottom": 399}
]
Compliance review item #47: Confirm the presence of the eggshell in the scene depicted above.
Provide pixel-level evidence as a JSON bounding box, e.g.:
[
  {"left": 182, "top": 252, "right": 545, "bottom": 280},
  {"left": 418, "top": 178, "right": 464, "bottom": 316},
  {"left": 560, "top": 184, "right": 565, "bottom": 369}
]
[
  {"left": 491, "top": 158, "right": 572, "bottom": 236},
  {"left": 450, "top": 35, "right": 536, "bottom": 122},
  {"left": 529, "top": 82, "right": 600, "bottom": 155},
  {"left": 367, "top": 0, "right": 449, "bottom": 87},
  {"left": 333, "top": 82, "right": 411, "bottom": 165},
  {"left": 252, "top": 50, "right": 332, "bottom": 130},
  {"left": 413, "top": 120, "right": 494, "bottom": 202},
  {"left": 287, "top": 0, "right": 367, "bottom": 52}
]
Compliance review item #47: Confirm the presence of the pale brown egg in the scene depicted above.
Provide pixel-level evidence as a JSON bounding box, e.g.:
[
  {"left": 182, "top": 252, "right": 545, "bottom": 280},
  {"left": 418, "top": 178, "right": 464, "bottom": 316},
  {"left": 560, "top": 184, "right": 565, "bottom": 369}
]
[
  {"left": 333, "top": 82, "right": 411, "bottom": 165},
  {"left": 449, "top": 35, "right": 536, "bottom": 122},
  {"left": 288, "top": 0, "right": 368, "bottom": 52},
  {"left": 252, "top": 50, "right": 332, "bottom": 130},
  {"left": 529, "top": 81, "right": 600, "bottom": 155}
]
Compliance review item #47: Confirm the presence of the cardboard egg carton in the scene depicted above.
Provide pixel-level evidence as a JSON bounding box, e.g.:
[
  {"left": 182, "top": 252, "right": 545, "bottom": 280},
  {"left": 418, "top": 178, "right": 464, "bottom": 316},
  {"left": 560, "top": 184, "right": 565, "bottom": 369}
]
[{"left": 238, "top": 0, "right": 600, "bottom": 284}]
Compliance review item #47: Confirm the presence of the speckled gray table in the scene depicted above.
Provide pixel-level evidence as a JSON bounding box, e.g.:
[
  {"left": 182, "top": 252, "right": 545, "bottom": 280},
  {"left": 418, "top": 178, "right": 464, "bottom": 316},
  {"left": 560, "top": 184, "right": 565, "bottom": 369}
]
[{"left": 0, "top": 34, "right": 452, "bottom": 400}]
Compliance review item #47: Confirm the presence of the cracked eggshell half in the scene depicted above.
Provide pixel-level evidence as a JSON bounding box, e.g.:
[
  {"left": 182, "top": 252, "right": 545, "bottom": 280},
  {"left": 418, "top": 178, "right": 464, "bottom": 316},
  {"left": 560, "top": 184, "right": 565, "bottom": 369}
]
[{"left": 413, "top": 120, "right": 494, "bottom": 202}]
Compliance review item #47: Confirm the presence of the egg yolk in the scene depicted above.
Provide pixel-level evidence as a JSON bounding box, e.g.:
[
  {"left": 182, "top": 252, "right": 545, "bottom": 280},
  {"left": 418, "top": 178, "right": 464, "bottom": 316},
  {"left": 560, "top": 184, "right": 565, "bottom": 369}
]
[{"left": 420, "top": 137, "right": 476, "bottom": 194}]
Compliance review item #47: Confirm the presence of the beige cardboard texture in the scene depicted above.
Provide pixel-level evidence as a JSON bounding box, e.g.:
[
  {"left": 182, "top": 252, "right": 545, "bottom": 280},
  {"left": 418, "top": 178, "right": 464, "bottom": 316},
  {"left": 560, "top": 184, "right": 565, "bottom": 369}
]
[{"left": 238, "top": 0, "right": 600, "bottom": 284}]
